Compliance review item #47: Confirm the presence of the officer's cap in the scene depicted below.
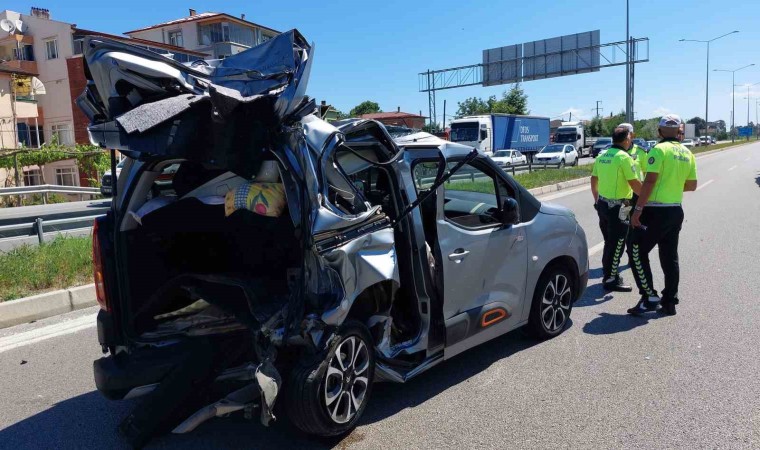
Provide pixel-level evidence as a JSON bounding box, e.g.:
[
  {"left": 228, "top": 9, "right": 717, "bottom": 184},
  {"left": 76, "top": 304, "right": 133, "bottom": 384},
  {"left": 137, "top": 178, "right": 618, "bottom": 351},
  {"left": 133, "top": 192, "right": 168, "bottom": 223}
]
[
  {"left": 659, "top": 114, "right": 682, "bottom": 128},
  {"left": 618, "top": 122, "right": 634, "bottom": 132}
]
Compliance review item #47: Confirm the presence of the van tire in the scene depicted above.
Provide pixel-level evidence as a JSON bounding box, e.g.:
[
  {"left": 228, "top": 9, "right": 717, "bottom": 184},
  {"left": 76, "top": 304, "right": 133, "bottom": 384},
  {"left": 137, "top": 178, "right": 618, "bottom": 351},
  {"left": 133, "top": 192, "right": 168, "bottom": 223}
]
[
  {"left": 285, "top": 320, "right": 375, "bottom": 437},
  {"left": 528, "top": 264, "right": 574, "bottom": 339}
]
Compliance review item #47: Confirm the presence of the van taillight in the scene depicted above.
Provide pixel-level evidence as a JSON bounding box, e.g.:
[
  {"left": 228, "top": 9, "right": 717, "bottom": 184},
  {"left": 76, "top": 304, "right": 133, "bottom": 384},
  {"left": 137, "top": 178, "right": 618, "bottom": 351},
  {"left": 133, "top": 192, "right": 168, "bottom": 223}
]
[{"left": 92, "top": 219, "right": 109, "bottom": 311}]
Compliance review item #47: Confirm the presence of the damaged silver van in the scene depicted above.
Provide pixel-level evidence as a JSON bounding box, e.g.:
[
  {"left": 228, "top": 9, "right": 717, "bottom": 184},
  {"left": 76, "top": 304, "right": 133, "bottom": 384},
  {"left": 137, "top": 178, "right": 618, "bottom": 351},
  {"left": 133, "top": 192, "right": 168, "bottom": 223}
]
[{"left": 80, "top": 30, "right": 588, "bottom": 446}]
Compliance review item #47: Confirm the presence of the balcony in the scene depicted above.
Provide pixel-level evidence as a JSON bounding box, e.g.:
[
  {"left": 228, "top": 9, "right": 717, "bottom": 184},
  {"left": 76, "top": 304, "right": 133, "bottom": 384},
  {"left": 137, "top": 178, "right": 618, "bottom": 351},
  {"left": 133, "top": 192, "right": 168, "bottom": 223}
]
[{"left": 0, "top": 59, "right": 38, "bottom": 75}]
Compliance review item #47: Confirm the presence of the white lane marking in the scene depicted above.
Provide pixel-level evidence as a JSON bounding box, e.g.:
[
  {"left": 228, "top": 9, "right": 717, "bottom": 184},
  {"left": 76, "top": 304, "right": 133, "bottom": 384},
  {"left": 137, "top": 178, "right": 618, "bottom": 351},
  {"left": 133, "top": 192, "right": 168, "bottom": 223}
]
[
  {"left": 588, "top": 241, "right": 604, "bottom": 257},
  {"left": 696, "top": 179, "right": 714, "bottom": 191},
  {"left": 539, "top": 185, "right": 590, "bottom": 202},
  {"left": 728, "top": 165, "right": 737, "bottom": 171},
  {"left": 0, "top": 313, "right": 97, "bottom": 354}
]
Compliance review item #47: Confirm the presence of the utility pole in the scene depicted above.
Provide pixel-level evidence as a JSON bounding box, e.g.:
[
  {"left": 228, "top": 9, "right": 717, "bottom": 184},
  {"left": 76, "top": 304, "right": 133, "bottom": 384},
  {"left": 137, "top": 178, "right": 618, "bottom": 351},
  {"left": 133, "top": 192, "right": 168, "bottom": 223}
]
[
  {"left": 594, "top": 101, "right": 603, "bottom": 118},
  {"left": 625, "top": 0, "right": 631, "bottom": 123}
]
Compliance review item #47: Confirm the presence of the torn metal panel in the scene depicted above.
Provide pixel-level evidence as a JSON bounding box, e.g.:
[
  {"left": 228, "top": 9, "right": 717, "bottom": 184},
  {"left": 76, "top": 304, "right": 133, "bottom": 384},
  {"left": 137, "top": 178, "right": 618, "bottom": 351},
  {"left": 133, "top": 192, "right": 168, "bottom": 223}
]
[
  {"left": 81, "top": 30, "right": 312, "bottom": 172},
  {"left": 320, "top": 228, "right": 399, "bottom": 326}
]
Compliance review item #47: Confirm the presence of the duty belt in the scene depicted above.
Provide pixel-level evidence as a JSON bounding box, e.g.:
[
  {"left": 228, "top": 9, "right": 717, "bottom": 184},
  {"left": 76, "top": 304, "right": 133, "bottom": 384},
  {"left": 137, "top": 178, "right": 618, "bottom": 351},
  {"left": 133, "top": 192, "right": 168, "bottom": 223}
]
[
  {"left": 598, "top": 196, "right": 629, "bottom": 207},
  {"left": 646, "top": 202, "right": 681, "bottom": 207}
]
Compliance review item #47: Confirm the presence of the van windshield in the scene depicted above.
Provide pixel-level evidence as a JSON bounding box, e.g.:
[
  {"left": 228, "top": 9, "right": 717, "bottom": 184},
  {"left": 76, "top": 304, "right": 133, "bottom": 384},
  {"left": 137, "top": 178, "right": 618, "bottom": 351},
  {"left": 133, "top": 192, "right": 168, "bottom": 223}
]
[{"left": 450, "top": 122, "right": 479, "bottom": 142}]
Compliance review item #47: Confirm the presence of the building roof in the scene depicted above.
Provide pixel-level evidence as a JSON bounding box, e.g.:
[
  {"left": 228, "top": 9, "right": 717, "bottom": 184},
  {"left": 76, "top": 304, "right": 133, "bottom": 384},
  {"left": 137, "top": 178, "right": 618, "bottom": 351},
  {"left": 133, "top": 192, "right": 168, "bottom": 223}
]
[
  {"left": 124, "top": 11, "right": 280, "bottom": 35},
  {"left": 73, "top": 28, "right": 207, "bottom": 57},
  {"left": 360, "top": 112, "right": 426, "bottom": 120}
]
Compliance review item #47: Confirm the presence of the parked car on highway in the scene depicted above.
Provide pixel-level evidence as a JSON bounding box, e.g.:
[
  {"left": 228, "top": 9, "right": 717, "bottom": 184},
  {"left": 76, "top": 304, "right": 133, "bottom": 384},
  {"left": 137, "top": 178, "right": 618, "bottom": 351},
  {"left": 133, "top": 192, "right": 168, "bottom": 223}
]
[
  {"left": 491, "top": 149, "right": 527, "bottom": 167},
  {"left": 681, "top": 139, "right": 695, "bottom": 149},
  {"left": 697, "top": 136, "right": 713, "bottom": 147},
  {"left": 632, "top": 138, "right": 650, "bottom": 151},
  {"left": 592, "top": 137, "right": 613, "bottom": 157},
  {"left": 534, "top": 144, "right": 578, "bottom": 167},
  {"left": 100, "top": 159, "right": 125, "bottom": 197},
  {"left": 79, "top": 31, "right": 588, "bottom": 446}
]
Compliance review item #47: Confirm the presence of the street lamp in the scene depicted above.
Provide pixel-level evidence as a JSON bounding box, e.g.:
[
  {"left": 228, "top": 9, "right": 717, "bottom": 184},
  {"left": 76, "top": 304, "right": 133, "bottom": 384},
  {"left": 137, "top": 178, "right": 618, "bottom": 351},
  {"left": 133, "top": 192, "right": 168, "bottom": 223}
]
[
  {"left": 735, "top": 81, "right": 760, "bottom": 126},
  {"left": 679, "top": 31, "right": 739, "bottom": 137},
  {"left": 714, "top": 64, "right": 755, "bottom": 141}
]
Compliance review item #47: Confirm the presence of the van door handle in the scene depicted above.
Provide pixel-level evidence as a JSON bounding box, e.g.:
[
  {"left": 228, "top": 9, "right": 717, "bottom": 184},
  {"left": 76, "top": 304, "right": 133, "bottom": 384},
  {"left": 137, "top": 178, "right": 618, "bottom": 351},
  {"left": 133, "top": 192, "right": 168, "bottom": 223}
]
[{"left": 448, "top": 249, "right": 470, "bottom": 262}]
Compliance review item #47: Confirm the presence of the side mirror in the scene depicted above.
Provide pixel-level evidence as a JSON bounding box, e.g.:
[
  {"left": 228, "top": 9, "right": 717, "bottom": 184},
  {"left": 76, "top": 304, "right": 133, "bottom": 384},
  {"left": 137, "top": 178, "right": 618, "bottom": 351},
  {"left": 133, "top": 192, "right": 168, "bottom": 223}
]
[
  {"left": 480, "top": 130, "right": 487, "bottom": 142},
  {"left": 500, "top": 197, "right": 520, "bottom": 225}
]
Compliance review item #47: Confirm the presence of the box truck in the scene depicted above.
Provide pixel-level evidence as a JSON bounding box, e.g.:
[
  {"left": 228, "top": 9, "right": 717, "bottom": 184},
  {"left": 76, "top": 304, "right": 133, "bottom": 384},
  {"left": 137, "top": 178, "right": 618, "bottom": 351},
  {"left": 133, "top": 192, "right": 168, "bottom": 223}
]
[
  {"left": 555, "top": 121, "right": 588, "bottom": 156},
  {"left": 449, "top": 114, "right": 550, "bottom": 159}
]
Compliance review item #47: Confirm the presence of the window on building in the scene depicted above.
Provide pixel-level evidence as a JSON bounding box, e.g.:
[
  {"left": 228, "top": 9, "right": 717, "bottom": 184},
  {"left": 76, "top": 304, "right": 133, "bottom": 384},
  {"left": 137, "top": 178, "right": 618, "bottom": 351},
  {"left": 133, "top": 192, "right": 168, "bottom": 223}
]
[
  {"left": 45, "top": 39, "right": 59, "bottom": 60},
  {"left": 168, "top": 30, "right": 184, "bottom": 47},
  {"left": 55, "top": 167, "right": 78, "bottom": 186},
  {"left": 72, "top": 38, "right": 84, "bottom": 55},
  {"left": 23, "top": 169, "right": 42, "bottom": 186},
  {"left": 198, "top": 22, "right": 255, "bottom": 47},
  {"left": 261, "top": 33, "right": 274, "bottom": 43},
  {"left": 51, "top": 123, "right": 73, "bottom": 145}
]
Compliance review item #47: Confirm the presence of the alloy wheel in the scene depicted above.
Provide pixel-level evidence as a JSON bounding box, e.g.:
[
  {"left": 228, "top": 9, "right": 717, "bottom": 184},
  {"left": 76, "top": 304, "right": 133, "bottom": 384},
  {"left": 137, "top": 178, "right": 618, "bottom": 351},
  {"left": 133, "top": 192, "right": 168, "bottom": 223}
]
[
  {"left": 323, "top": 336, "right": 370, "bottom": 424},
  {"left": 541, "top": 274, "right": 572, "bottom": 332}
]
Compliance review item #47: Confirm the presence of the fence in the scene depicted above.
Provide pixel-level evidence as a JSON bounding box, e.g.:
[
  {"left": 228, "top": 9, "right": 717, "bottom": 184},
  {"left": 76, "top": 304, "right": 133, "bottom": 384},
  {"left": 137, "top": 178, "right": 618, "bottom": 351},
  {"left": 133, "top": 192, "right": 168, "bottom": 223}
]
[
  {"left": 416, "top": 161, "right": 563, "bottom": 187},
  {"left": 0, "top": 184, "right": 101, "bottom": 204},
  {"left": 0, "top": 214, "right": 102, "bottom": 246}
]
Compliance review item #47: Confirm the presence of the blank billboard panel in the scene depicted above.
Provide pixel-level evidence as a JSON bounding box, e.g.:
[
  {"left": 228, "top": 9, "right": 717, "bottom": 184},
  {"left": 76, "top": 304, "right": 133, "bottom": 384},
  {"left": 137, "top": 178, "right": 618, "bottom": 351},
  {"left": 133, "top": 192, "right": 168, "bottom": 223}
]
[
  {"left": 482, "top": 44, "right": 522, "bottom": 86},
  {"left": 523, "top": 30, "right": 600, "bottom": 81}
]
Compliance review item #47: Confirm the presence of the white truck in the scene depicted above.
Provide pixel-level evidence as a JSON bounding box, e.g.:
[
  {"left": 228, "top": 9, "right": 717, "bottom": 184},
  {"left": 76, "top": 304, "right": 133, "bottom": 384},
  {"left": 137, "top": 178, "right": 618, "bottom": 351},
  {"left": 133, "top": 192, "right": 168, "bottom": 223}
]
[
  {"left": 554, "top": 121, "right": 588, "bottom": 156},
  {"left": 684, "top": 123, "right": 696, "bottom": 140}
]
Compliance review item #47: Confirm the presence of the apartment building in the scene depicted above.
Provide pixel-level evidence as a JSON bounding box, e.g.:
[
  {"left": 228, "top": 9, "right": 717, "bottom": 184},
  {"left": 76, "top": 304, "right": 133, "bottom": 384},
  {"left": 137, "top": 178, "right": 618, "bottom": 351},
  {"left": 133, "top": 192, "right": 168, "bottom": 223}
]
[
  {"left": 0, "top": 8, "right": 76, "bottom": 147},
  {"left": 124, "top": 9, "right": 279, "bottom": 59}
]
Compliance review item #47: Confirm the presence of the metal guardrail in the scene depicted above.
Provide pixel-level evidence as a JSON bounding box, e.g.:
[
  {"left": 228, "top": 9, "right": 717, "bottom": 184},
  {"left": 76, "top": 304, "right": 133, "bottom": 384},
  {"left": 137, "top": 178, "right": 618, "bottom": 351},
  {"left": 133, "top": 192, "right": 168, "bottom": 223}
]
[
  {"left": 497, "top": 161, "right": 563, "bottom": 176},
  {"left": 417, "top": 161, "right": 564, "bottom": 186},
  {"left": 0, "top": 214, "right": 103, "bottom": 244},
  {"left": 0, "top": 184, "right": 101, "bottom": 204}
]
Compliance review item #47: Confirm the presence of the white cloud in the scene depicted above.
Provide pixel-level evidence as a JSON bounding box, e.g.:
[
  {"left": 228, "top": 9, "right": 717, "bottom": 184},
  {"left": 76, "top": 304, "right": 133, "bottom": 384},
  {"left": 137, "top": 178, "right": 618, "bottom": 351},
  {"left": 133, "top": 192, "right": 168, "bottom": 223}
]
[{"left": 652, "top": 106, "right": 671, "bottom": 117}]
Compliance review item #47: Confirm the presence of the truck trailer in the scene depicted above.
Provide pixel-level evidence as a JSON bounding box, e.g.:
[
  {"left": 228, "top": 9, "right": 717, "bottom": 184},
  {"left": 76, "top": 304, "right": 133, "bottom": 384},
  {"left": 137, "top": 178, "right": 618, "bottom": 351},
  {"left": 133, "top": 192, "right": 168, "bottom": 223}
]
[{"left": 449, "top": 114, "right": 550, "bottom": 159}]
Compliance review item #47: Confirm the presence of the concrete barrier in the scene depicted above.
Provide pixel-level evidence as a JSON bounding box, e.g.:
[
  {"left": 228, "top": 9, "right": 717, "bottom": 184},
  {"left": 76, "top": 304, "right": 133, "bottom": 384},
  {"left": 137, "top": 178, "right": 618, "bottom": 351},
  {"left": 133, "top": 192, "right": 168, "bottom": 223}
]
[{"left": 0, "top": 283, "right": 96, "bottom": 329}]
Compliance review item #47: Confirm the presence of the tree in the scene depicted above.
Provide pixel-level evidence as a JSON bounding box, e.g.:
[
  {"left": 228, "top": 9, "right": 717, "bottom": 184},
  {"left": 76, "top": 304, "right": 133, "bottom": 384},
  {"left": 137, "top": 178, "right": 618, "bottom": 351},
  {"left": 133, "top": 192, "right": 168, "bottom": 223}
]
[
  {"left": 587, "top": 117, "right": 603, "bottom": 137},
  {"left": 422, "top": 123, "right": 442, "bottom": 133},
  {"left": 494, "top": 83, "right": 528, "bottom": 115},
  {"left": 687, "top": 117, "right": 707, "bottom": 134},
  {"left": 455, "top": 96, "right": 490, "bottom": 118},
  {"left": 349, "top": 101, "right": 381, "bottom": 117},
  {"left": 455, "top": 84, "right": 529, "bottom": 118}
]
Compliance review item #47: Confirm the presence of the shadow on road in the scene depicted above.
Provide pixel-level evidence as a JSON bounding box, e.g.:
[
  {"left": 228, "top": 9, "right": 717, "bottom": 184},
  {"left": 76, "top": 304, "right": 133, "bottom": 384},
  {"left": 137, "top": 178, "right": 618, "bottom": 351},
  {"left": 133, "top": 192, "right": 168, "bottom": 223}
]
[
  {"left": 582, "top": 311, "right": 665, "bottom": 335},
  {"left": 574, "top": 264, "right": 632, "bottom": 308},
  {"left": 755, "top": 173, "right": 760, "bottom": 188},
  {"left": 0, "top": 324, "right": 561, "bottom": 449}
]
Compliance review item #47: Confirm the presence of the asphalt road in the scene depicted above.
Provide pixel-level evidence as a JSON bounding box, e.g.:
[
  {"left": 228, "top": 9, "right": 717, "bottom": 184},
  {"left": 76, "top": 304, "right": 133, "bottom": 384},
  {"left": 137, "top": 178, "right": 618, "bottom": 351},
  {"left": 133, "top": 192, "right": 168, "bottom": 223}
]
[{"left": 1, "top": 142, "right": 759, "bottom": 449}]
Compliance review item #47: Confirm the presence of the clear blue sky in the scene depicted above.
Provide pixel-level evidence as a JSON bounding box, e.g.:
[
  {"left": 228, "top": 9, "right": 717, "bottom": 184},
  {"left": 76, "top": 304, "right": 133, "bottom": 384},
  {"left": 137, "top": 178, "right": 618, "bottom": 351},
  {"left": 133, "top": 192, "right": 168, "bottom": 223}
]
[{"left": 7, "top": 0, "right": 760, "bottom": 126}]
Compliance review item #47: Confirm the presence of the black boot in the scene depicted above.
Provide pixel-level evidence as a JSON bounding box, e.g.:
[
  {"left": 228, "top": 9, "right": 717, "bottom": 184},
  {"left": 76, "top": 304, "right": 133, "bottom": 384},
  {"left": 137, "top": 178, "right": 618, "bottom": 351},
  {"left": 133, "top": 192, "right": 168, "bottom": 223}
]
[
  {"left": 627, "top": 295, "right": 660, "bottom": 315},
  {"left": 603, "top": 275, "right": 633, "bottom": 292},
  {"left": 660, "top": 297, "right": 678, "bottom": 316}
]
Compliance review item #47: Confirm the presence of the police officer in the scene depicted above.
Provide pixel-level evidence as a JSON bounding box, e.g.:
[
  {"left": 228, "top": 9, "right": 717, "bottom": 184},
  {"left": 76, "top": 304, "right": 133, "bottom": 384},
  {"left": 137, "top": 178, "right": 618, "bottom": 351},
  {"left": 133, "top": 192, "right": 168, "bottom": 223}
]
[
  {"left": 591, "top": 126, "right": 642, "bottom": 292},
  {"left": 619, "top": 122, "right": 648, "bottom": 182},
  {"left": 628, "top": 114, "right": 698, "bottom": 315}
]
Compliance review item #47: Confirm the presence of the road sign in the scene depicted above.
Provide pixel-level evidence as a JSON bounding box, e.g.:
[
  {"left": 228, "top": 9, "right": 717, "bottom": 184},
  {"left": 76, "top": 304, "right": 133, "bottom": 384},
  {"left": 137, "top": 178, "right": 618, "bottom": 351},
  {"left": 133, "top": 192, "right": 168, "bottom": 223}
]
[{"left": 738, "top": 126, "right": 753, "bottom": 137}]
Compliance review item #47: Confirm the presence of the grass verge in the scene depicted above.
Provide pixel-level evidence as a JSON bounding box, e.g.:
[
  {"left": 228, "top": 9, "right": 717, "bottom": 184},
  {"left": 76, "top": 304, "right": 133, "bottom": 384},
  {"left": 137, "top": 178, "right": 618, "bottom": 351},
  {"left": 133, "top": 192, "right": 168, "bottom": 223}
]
[
  {"left": 0, "top": 236, "right": 93, "bottom": 302},
  {"left": 448, "top": 164, "right": 594, "bottom": 194},
  {"left": 513, "top": 164, "right": 594, "bottom": 190},
  {"left": 692, "top": 139, "right": 756, "bottom": 155}
]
